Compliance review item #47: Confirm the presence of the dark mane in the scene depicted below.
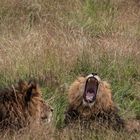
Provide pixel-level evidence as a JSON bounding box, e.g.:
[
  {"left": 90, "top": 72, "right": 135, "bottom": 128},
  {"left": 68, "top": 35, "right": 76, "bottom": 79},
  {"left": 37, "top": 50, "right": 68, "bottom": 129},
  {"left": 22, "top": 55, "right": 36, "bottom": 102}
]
[{"left": 0, "top": 80, "right": 52, "bottom": 132}]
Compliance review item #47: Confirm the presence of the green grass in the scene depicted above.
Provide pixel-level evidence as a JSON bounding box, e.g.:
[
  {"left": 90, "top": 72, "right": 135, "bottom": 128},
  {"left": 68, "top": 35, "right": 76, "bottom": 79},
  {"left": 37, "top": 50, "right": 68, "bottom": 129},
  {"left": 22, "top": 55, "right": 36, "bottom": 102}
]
[{"left": 63, "top": 0, "right": 118, "bottom": 36}]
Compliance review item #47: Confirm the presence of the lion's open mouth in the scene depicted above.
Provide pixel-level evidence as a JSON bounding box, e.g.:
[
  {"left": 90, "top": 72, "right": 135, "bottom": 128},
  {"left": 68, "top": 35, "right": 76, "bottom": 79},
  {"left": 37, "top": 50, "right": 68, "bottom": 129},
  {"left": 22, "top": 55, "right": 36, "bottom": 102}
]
[{"left": 83, "top": 76, "right": 99, "bottom": 103}]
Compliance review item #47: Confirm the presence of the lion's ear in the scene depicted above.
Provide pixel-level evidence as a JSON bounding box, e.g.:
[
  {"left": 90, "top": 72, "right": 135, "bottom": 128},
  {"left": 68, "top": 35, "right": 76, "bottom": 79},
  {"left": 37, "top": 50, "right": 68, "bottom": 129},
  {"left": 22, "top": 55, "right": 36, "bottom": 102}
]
[
  {"left": 25, "top": 80, "right": 40, "bottom": 102},
  {"left": 18, "top": 80, "right": 28, "bottom": 92}
]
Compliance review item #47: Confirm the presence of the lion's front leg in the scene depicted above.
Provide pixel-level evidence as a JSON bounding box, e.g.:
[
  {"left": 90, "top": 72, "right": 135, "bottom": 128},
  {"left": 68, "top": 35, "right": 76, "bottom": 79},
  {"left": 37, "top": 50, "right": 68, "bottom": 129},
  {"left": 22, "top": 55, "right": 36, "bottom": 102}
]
[
  {"left": 64, "top": 106, "right": 79, "bottom": 125},
  {"left": 94, "top": 111, "right": 125, "bottom": 131}
]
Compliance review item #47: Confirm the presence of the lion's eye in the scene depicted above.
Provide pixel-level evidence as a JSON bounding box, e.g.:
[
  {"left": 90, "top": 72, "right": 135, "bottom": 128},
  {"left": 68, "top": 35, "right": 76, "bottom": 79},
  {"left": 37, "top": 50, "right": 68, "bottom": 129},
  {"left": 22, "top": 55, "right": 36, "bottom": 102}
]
[{"left": 92, "top": 73, "right": 97, "bottom": 76}]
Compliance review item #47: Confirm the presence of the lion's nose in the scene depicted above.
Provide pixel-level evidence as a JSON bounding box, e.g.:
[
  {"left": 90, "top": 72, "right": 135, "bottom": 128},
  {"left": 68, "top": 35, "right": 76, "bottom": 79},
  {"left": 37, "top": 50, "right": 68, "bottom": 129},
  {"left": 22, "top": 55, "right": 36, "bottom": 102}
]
[{"left": 51, "top": 108, "right": 54, "bottom": 112}]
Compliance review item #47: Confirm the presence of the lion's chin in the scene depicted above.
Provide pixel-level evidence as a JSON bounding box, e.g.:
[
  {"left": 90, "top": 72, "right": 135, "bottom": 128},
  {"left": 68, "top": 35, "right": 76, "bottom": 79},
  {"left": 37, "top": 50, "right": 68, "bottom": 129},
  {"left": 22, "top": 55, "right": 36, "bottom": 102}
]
[{"left": 83, "top": 99, "right": 95, "bottom": 108}]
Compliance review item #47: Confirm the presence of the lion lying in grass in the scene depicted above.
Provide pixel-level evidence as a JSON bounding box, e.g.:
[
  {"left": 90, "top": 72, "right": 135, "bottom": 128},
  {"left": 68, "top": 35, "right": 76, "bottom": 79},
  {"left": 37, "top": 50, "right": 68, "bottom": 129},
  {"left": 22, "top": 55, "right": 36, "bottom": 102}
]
[
  {"left": 64, "top": 73, "right": 125, "bottom": 130},
  {"left": 0, "top": 80, "right": 53, "bottom": 132}
]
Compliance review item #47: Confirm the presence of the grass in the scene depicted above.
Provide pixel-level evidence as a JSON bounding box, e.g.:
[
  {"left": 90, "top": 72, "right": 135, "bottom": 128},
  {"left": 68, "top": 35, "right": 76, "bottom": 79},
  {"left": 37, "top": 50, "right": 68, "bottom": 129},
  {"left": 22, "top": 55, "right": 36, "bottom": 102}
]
[
  {"left": 0, "top": 0, "right": 140, "bottom": 139},
  {"left": 77, "top": 0, "right": 117, "bottom": 36}
]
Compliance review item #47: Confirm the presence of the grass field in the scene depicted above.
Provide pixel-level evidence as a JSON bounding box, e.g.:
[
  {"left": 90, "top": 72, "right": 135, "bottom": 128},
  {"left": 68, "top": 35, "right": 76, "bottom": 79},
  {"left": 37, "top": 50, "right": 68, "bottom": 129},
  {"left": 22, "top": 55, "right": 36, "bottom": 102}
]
[{"left": 0, "top": 0, "right": 140, "bottom": 139}]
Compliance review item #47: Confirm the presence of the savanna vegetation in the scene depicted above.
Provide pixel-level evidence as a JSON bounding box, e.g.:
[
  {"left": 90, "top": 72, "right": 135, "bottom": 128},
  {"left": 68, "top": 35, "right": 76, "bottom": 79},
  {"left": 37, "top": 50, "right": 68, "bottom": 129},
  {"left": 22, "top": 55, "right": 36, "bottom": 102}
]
[{"left": 0, "top": 0, "right": 140, "bottom": 139}]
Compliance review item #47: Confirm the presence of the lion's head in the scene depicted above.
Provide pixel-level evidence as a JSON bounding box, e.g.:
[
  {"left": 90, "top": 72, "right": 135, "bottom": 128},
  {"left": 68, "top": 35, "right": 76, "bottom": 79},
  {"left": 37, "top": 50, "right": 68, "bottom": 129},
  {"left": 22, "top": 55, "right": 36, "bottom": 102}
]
[
  {"left": 67, "top": 73, "right": 115, "bottom": 114},
  {"left": 65, "top": 73, "right": 124, "bottom": 129},
  {"left": 0, "top": 80, "right": 53, "bottom": 131}
]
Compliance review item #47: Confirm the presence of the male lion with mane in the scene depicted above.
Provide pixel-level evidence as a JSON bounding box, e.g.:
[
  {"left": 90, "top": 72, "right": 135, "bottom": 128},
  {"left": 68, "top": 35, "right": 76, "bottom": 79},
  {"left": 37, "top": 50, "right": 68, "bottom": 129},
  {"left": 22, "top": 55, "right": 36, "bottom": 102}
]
[
  {"left": 64, "top": 73, "right": 125, "bottom": 130},
  {"left": 0, "top": 80, "right": 53, "bottom": 132}
]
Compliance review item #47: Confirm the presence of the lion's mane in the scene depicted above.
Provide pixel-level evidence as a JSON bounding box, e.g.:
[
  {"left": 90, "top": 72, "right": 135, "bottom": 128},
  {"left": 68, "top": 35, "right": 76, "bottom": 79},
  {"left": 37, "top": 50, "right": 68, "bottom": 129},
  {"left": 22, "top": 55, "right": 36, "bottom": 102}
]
[
  {"left": 65, "top": 76, "right": 124, "bottom": 130},
  {"left": 0, "top": 80, "right": 53, "bottom": 132}
]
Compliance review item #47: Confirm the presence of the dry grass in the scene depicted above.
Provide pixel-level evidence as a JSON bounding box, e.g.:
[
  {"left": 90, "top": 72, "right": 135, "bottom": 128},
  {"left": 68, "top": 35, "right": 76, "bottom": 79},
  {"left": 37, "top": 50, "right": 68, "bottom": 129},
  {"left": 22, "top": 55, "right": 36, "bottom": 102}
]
[{"left": 0, "top": 0, "right": 140, "bottom": 139}]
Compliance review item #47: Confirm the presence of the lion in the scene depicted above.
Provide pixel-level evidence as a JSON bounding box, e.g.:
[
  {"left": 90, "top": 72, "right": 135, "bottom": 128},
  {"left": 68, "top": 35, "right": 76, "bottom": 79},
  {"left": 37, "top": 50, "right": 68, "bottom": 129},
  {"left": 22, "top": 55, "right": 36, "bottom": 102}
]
[
  {"left": 64, "top": 73, "right": 125, "bottom": 130},
  {"left": 0, "top": 79, "right": 53, "bottom": 132}
]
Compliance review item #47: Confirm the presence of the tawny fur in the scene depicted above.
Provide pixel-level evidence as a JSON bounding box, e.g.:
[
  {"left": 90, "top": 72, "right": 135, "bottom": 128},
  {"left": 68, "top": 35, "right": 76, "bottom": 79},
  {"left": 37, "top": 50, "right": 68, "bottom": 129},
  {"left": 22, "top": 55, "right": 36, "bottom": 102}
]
[
  {"left": 65, "top": 76, "right": 124, "bottom": 130},
  {"left": 65, "top": 76, "right": 140, "bottom": 132},
  {"left": 0, "top": 80, "right": 53, "bottom": 132},
  {"left": 68, "top": 77, "right": 116, "bottom": 116}
]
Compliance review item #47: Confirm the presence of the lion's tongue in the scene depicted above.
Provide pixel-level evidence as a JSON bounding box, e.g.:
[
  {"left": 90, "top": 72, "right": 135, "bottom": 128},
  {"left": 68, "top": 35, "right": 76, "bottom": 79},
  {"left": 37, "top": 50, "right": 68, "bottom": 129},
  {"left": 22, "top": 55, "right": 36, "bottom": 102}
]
[{"left": 86, "top": 92, "right": 95, "bottom": 101}]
